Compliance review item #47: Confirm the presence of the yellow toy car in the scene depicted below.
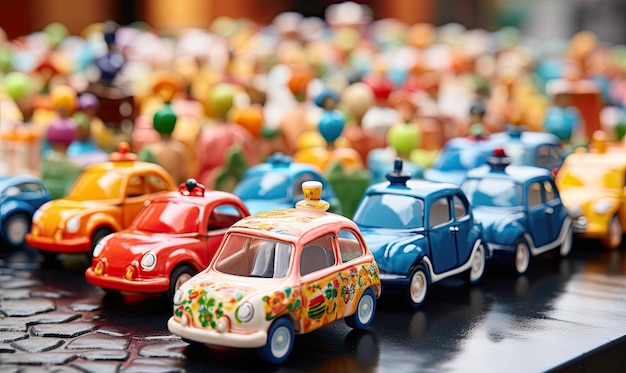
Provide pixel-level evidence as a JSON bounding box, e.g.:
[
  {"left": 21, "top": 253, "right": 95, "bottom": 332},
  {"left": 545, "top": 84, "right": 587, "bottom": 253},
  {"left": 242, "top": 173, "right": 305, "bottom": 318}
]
[
  {"left": 26, "top": 143, "right": 177, "bottom": 259},
  {"left": 555, "top": 134, "right": 626, "bottom": 250}
]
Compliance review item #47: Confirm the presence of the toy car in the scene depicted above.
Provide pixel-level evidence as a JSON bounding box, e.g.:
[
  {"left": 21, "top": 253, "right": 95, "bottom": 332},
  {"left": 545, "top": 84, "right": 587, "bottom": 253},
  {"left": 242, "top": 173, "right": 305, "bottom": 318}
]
[
  {"left": 424, "top": 128, "right": 564, "bottom": 186},
  {"left": 555, "top": 138, "right": 626, "bottom": 250},
  {"left": 0, "top": 175, "right": 51, "bottom": 247},
  {"left": 167, "top": 181, "right": 381, "bottom": 364},
  {"left": 461, "top": 148, "right": 573, "bottom": 275},
  {"left": 352, "top": 159, "right": 486, "bottom": 308},
  {"left": 233, "top": 152, "right": 342, "bottom": 215},
  {"left": 85, "top": 179, "right": 250, "bottom": 299},
  {"left": 26, "top": 143, "right": 177, "bottom": 259}
]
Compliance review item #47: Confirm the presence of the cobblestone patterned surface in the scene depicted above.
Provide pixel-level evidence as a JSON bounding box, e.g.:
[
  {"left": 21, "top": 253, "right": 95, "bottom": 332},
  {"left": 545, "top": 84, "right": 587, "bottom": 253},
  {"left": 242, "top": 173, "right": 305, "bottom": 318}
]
[{"left": 0, "top": 251, "right": 187, "bottom": 373}]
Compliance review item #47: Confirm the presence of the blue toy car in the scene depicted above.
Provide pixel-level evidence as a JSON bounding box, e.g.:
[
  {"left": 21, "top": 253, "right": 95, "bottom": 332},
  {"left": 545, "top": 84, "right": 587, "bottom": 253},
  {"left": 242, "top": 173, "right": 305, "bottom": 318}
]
[
  {"left": 352, "top": 159, "right": 486, "bottom": 308},
  {"left": 0, "top": 175, "right": 51, "bottom": 247},
  {"left": 424, "top": 128, "right": 564, "bottom": 186},
  {"left": 460, "top": 148, "right": 573, "bottom": 275},
  {"left": 423, "top": 136, "right": 500, "bottom": 186},
  {"left": 233, "top": 153, "right": 342, "bottom": 215}
]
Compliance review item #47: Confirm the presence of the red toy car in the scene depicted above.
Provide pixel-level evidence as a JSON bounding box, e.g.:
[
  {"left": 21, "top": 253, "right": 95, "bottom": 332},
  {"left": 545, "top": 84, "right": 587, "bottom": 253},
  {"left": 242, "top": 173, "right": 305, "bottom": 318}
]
[{"left": 85, "top": 179, "right": 250, "bottom": 299}]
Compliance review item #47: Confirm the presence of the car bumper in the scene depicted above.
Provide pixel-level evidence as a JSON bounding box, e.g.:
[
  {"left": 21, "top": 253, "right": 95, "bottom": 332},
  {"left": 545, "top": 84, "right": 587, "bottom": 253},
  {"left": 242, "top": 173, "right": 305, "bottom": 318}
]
[
  {"left": 25, "top": 233, "right": 91, "bottom": 253},
  {"left": 572, "top": 216, "right": 608, "bottom": 238},
  {"left": 168, "top": 317, "right": 267, "bottom": 348},
  {"left": 85, "top": 268, "right": 170, "bottom": 293}
]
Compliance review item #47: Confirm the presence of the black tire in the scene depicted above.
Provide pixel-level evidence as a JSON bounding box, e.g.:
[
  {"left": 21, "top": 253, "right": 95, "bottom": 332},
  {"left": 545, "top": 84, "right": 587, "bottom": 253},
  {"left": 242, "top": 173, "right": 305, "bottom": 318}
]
[
  {"left": 257, "top": 317, "right": 294, "bottom": 364},
  {"left": 344, "top": 288, "right": 376, "bottom": 329},
  {"left": 89, "top": 227, "right": 115, "bottom": 256},
  {"left": 2, "top": 212, "right": 30, "bottom": 247},
  {"left": 514, "top": 238, "right": 531, "bottom": 275},
  {"left": 407, "top": 265, "right": 429, "bottom": 308},
  {"left": 168, "top": 265, "right": 195, "bottom": 302}
]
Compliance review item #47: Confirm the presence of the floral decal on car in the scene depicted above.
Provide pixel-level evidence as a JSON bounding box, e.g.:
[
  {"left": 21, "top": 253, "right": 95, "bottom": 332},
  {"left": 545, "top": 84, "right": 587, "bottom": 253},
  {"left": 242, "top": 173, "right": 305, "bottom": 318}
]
[
  {"left": 263, "top": 287, "right": 302, "bottom": 321},
  {"left": 175, "top": 283, "right": 256, "bottom": 329}
]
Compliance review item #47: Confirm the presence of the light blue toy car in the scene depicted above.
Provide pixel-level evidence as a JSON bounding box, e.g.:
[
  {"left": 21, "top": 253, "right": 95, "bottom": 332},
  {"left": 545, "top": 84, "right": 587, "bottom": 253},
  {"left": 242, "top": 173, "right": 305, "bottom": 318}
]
[
  {"left": 424, "top": 127, "right": 564, "bottom": 186},
  {"left": 460, "top": 148, "right": 573, "bottom": 275},
  {"left": 353, "top": 159, "right": 486, "bottom": 308},
  {"left": 0, "top": 174, "right": 51, "bottom": 247},
  {"left": 233, "top": 153, "right": 342, "bottom": 215}
]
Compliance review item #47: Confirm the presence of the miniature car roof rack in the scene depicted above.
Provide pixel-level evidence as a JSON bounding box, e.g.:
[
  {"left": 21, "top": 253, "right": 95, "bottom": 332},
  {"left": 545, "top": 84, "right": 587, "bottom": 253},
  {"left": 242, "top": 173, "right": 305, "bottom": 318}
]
[
  {"left": 386, "top": 158, "right": 412, "bottom": 186},
  {"left": 487, "top": 147, "right": 511, "bottom": 171},
  {"left": 180, "top": 178, "right": 206, "bottom": 197},
  {"left": 109, "top": 142, "right": 138, "bottom": 162},
  {"left": 268, "top": 152, "right": 293, "bottom": 168}
]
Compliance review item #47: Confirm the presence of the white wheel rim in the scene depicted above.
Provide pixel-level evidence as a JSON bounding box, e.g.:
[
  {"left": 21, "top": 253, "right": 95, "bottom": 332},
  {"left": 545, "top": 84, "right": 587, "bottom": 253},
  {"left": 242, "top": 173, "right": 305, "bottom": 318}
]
[
  {"left": 7, "top": 217, "right": 28, "bottom": 244},
  {"left": 560, "top": 228, "right": 573, "bottom": 256},
  {"left": 410, "top": 271, "right": 427, "bottom": 304},
  {"left": 357, "top": 294, "right": 374, "bottom": 324},
  {"left": 470, "top": 246, "right": 484, "bottom": 282},
  {"left": 515, "top": 243, "right": 529, "bottom": 274},
  {"left": 271, "top": 325, "right": 291, "bottom": 359}
]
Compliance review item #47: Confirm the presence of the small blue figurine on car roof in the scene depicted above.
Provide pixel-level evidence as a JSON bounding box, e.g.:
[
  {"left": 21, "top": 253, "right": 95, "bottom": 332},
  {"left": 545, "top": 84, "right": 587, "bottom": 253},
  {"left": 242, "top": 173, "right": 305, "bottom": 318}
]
[
  {"left": 460, "top": 148, "right": 573, "bottom": 275},
  {"left": 353, "top": 158, "right": 486, "bottom": 308}
]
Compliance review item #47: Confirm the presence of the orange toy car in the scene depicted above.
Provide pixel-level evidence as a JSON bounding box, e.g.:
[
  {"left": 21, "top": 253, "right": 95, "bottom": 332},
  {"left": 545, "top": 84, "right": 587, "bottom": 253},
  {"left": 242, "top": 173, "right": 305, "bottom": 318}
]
[{"left": 26, "top": 143, "right": 177, "bottom": 260}]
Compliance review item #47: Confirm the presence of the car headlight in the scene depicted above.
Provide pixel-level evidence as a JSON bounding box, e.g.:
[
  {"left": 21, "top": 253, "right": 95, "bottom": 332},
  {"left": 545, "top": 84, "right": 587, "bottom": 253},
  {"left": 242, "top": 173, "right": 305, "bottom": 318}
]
[
  {"left": 236, "top": 302, "right": 254, "bottom": 323},
  {"left": 593, "top": 199, "right": 614, "bottom": 214},
  {"left": 173, "top": 289, "right": 182, "bottom": 305},
  {"left": 140, "top": 252, "right": 157, "bottom": 271},
  {"left": 33, "top": 209, "right": 43, "bottom": 222},
  {"left": 93, "top": 242, "right": 104, "bottom": 257},
  {"left": 65, "top": 216, "right": 80, "bottom": 233}
]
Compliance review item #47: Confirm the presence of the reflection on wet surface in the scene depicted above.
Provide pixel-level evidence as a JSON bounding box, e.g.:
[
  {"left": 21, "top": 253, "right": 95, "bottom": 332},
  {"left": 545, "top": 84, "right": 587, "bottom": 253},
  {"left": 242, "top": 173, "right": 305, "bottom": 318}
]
[{"left": 0, "top": 241, "right": 625, "bottom": 372}]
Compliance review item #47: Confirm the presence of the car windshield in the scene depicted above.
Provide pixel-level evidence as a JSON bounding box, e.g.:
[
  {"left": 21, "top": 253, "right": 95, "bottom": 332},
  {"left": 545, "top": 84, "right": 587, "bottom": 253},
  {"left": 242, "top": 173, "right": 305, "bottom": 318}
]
[
  {"left": 235, "top": 174, "right": 289, "bottom": 200},
  {"left": 353, "top": 194, "right": 424, "bottom": 229},
  {"left": 558, "top": 165, "right": 624, "bottom": 189},
  {"left": 132, "top": 201, "right": 200, "bottom": 234},
  {"left": 214, "top": 234, "right": 293, "bottom": 279},
  {"left": 462, "top": 178, "right": 523, "bottom": 207},
  {"left": 435, "top": 149, "right": 489, "bottom": 171},
  {"left": 66, "top": 169, "right": 123, "bottom": 200}
]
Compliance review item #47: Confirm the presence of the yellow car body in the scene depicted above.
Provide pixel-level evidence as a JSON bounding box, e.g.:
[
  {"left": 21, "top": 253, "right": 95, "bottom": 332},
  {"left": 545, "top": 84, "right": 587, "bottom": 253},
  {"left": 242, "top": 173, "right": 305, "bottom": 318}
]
[
  {"left": 555, "top": 148, "right": 626, "bottom": 249},
  {"left": 26, "top": 155, "right": 177, "bottom": 254}
]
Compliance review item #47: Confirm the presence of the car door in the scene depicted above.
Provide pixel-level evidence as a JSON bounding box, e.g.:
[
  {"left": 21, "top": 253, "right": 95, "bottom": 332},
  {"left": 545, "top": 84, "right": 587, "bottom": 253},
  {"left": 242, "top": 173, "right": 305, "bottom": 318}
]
[
  {"left": 427, "top": 195, "right": 458, "bottom": 273},
  {"left": 451, "top": 193, "right": 474, "bottom": 265},
  {"left": 543, "top": 178, "right": 566, "bottom": 243},
  {"left": 526, "top": 180, "right": 551, "bottom": 247},
  {"left": 122, "top": 174, "right": 149, "bottom": 227},
  {"left": 297, "top": 233, "right": 339, "bottom": 333}
]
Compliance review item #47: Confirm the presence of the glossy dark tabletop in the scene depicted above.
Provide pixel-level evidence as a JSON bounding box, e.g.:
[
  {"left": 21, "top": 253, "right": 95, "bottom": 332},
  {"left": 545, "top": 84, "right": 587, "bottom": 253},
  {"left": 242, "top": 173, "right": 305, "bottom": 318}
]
[{"left": 1, "top": 241, "right": 625, "bottom": 373}]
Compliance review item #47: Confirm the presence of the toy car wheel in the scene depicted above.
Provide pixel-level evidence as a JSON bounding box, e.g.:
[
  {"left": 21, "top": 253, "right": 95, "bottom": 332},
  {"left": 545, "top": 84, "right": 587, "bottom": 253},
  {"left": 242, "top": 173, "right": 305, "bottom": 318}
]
[
  {"left": 514, "top": 239, "right": 531, "bottom": 275},
  {"left": 345, "top": 288, "right": 376, "bottom": 329},
  {"left": 169, "top": 265, "right": 195, "bottom": 301},
  {"left": 91, "top": 228, "right": 114, "bottom": 254},
  {"left": 467, "top": 243, "right": 486, "bottom": 285},
  {"left": 560, "top": 221, "right": 573, "bottom": 257},
  {"left": 257, "top": 317, "right": 294, "bottom": 364},
  {"left": 407, "top": 266, "right": 429, "bottom": 308},
  {"left": 601, "top": 215, "right": 623, "bottom": 250},
  {"left": 3, "top": 212, "right": 30, "bottom": 247}
]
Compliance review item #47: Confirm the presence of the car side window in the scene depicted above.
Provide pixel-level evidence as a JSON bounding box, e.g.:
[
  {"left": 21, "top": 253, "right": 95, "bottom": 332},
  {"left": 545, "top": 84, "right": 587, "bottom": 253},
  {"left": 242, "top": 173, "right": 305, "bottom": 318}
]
[
  {"left": 429, "top": 197, "right": 451, "bottom": 227},
  {"left": 528, "top": 182, "right": 543, "bottom": 207},
  {"left": 544, "top": 180, "right": 556, "bottom": 202},
  {"left": 300, "top": 234, "right": 336, "bottom": 276},
  {"left": 536, "top": 145, "right": 561, "bottom": 168},
  {"left": 126, "top": 176, "right": 146, "bottom": 197},
  {"left": 146, "top": 174, "right": 169, "bottom": 194},
  {"left": 208, "top": 204, "right": 246, "bottom": 231},
  {"left": 338, "top": 229, "right": 364, "bottom": 263},
  {"left": 453, "top": 194, "right": 467, "bottom": 220}
]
